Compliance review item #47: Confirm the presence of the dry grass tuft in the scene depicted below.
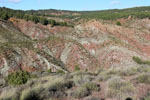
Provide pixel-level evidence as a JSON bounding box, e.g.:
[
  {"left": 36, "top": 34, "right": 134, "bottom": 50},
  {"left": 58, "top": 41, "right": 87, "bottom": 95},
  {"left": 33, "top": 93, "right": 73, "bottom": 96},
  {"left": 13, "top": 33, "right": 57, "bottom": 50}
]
[
  {"left": 0, "top": 88, "right": 20, "bottom": 100},
  {"left": 71, "top": 87, "right": 90, "bottom": 99},
  {"left": 20, "top": 87, "right": 43, "bottom": 100}
]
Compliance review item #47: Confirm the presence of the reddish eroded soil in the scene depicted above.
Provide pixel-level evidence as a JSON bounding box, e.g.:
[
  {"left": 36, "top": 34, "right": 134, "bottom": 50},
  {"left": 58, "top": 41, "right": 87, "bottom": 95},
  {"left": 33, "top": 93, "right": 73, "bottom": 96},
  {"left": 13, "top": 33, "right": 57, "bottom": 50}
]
[{"left": 0, "top": 18, "right": 149, "bottom": 74}]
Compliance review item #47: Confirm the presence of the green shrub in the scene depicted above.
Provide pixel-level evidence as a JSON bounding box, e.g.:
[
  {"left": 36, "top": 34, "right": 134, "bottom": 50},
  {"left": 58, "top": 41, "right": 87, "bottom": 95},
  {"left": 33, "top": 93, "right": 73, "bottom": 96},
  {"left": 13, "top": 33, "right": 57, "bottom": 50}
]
[
  {"left": 133, "top": 56, "right": 143, "bottom": 64},
  {"left": 85, "top": 69, "right": 88, "bottom": 72},
  {"left": 57, "top": 70, "right": 65, "bottom": 74},
  {"left": 1, "top": 13, "right": 9, "bottom": 20},
  {"left": 74, "top": 65, "right": 80, "bottom": 71},
  {"left": 6, "top": 71, "right": 32, "bottom": 85},
  {"left": 133, "top": 56, "right": 150, "bottom": 65},
  {"left": 47, "top": 69, "right": 52, "bottom": 73},
  {"left": 116, "top": 21, "right": 121, "bottom": 26},
  {"left": 143, "top": 60, "right": 150, "bottom": 65}
]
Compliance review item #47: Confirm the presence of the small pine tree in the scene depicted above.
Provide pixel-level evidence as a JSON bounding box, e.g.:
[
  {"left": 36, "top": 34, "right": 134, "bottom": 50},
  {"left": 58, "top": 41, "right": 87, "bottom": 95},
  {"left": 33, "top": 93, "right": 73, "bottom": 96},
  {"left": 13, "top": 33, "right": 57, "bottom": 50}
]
[
  {"left": 50, "top": 20, "right": 56, "bottom": 27},
  {"left": 39, "top": 17, "right": 48, "bottom": 25},
  {"left": 1, "top": 13, "right": 9, "bottom": 20},
  {"left": 116, "top": 21, "right": 121, "bottom": 26}
]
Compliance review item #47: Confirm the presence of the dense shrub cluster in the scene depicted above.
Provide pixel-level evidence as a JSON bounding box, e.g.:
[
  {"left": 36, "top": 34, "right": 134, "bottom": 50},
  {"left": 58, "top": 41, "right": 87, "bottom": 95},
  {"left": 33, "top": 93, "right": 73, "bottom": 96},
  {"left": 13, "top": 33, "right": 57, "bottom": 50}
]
[
  {"left": 79, "top": 7, "right": 150, "bottom": 20},
  {"left": 5, "top": 71, "right": 32, "bottom": 85},
  {"left": 0, "top": 7, "right": 68, "bottom": 26},
  {"left": 25, "top": 6, "right": 150, "bottom": 20},
  {"left": 2, "top": 6, "right": 150, "bottom": 25}
]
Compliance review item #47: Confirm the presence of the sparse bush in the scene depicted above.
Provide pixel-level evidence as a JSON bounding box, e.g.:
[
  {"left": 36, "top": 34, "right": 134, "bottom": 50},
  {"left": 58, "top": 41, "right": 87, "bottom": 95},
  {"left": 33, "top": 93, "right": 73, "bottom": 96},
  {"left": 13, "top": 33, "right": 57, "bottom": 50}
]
[
  {"left": 119, "top": 67, "right": 138, "bottom": 76},
  {"left": 20, "top": 76, "right": 74, "bottom": 100},
  {"left": 6, "top": 71, "right": 32, "bottom": 85},
  {"left": 141, "top": 92, "right": 150, "bottom": 100},
  {"left": 47, "top": 69, "right": 52, "bottom": 73},
  {"left": 107, "top": 77, "right": 135, "bottom": 99},
  {"left": 105, "top": 68, "right": 118, "bottom": 75},
  {"left": 119, "top": 66, "right": 150, "bottom": 76},
  {"left": 46, "top": 80, "right": 74, "bottom": 91},
  {"left": 71, "top": 87, "right": 90, "bottom": 99},
  {"left": 85, "top": 69, "right": 88, "bottom": 72},
  {"left": 136, "top": 66, "right": 150, "bottom": 73},
  {"left": 83, "top": 82, "right": 100, "bottom": 91},
  {"left": 57, "top": 70, "right": 65, "bottom": 74},
  {"left": 97, "top": 74, "right": 113, "bottom": 82},
  {"left": 96, "top": 68, "right": 118, "bottom": 82},
  {"left": 20, "top": 87, "right": 43, "bottom": 100},
  {"left": 135, "top": 73, "right": 150, "bottom": 84},
  {"left": 42, "top": 77, "right": 74, "bottom": 98},
  {"left": 73, "top": 73, "right": 93, "bottom": 86}
]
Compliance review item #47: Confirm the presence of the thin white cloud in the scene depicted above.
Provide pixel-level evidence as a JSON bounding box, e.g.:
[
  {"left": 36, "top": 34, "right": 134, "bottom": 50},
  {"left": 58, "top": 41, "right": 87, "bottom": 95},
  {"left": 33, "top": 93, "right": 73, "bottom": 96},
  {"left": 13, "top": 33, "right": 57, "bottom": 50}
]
[
  {"left": 0, "top": 0, "right": 21, "bottom": 3},
  {"left": 111, "top": 1, "right": 121, "bottom": 5},
  {"left": 8, "top": 0, "right": 21, "bottom": 3}
]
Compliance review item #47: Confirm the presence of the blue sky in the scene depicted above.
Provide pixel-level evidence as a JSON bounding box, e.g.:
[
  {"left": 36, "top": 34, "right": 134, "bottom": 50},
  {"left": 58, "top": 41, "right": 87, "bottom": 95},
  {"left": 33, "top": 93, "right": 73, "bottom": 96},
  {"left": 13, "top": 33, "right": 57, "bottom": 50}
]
[{"left": 0, "top": 0, "right": 150, "bottom": 11}]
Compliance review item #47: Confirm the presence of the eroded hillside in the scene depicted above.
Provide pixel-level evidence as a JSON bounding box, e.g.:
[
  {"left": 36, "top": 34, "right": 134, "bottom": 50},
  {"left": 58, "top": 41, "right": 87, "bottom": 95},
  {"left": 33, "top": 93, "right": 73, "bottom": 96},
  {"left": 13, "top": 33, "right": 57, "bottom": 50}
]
[
  {"left": 0, "top": 17, "right": 150, "bottom": 100},
  {"left": 0, "top": 18, "right": 150, "bottom": 75}
]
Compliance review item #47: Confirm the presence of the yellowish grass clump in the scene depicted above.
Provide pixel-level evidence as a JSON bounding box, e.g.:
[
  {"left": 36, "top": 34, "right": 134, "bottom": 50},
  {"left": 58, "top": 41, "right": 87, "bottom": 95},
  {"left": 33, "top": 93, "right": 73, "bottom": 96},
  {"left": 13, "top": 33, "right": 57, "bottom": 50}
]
[
  {"left": 20, "top": 87, "right": 43, "bottom": 100},
  {"left": 0, "top": 88, "right": 19, "bottom": 100}
]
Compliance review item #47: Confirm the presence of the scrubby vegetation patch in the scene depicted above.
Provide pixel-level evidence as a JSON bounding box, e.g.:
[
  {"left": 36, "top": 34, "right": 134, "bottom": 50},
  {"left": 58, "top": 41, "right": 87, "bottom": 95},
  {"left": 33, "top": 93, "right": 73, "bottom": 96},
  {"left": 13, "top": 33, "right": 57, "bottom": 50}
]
[
  {"left": 133, "top": 56, "right": 150, "bottom": 65},
  {"left": 5, "top": 71, "right": 33, "bottom": 85}
]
